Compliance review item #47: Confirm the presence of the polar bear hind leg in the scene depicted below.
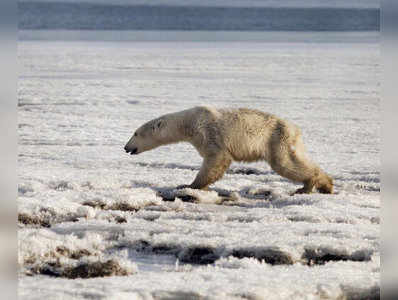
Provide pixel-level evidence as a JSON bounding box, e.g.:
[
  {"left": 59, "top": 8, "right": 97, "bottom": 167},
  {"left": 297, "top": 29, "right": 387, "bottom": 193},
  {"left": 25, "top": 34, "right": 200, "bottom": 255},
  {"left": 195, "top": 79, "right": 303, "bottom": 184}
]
[{"left": 269, "top": 122, "right": 333, "bottom": 194}]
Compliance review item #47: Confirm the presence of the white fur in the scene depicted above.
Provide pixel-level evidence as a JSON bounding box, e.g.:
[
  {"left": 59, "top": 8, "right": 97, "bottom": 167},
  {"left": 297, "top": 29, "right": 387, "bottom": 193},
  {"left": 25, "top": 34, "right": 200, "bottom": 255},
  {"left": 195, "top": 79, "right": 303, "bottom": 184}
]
[{"left": 125, "top": 106, "right": 333, "bottom": 193}]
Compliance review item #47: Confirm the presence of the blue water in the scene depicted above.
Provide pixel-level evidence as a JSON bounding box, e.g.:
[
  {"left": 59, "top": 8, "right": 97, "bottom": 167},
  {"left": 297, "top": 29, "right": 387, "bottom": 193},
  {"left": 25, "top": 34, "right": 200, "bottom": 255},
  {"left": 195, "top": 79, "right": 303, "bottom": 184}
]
[{"left": 19, "top": 2, "right": 379, "bottom": 31}]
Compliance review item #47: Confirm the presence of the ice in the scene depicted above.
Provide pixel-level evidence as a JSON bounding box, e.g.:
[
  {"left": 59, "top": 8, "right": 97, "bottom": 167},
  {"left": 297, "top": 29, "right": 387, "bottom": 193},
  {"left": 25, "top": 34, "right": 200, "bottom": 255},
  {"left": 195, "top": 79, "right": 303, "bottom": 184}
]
[{"left": 18, "top": 36, "right": 379, "bottom": 299}]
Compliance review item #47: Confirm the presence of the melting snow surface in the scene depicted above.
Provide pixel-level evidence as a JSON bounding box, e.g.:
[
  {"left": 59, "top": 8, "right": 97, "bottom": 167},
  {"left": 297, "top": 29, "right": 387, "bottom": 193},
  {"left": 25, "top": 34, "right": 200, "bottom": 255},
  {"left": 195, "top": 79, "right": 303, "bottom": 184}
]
[{"left": 18, "top": 37, "right": 379, "bottom": 299}]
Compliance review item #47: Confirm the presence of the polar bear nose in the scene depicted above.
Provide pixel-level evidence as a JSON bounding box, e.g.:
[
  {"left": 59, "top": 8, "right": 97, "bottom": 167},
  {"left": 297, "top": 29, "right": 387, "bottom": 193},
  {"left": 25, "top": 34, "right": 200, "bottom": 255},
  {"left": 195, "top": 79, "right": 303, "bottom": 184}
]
[{"left": 124, "top": 146, "right": 138, "bottom": 155}]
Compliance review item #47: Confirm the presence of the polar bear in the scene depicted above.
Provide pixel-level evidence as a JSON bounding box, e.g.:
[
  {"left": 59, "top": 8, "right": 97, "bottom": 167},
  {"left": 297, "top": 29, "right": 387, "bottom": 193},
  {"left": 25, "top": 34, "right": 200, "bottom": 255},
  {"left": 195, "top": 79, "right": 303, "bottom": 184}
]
[{"left": 124, "top": 106, "right": 333, "bottom": 194}]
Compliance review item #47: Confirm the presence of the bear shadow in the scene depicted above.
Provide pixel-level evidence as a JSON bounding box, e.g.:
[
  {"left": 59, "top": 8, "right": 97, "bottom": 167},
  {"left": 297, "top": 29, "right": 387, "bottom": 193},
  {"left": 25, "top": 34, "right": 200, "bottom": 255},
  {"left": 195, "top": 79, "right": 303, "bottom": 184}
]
[
  {"left": 127, "top": 180, "right": 301, "bottom": 207},
  {"left": 153, "top": 185, "right": 275, "bottom": 205}
]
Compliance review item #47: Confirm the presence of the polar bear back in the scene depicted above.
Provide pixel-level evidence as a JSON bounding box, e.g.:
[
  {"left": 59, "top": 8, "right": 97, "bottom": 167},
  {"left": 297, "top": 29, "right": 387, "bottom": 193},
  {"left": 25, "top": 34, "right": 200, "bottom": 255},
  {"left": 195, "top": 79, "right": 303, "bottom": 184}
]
[
  {"left": 190, "top": 107, "right": 298, "bottom": 163},
  {"left": 217, "top": 108, "right": 278, "bottom": 162}
]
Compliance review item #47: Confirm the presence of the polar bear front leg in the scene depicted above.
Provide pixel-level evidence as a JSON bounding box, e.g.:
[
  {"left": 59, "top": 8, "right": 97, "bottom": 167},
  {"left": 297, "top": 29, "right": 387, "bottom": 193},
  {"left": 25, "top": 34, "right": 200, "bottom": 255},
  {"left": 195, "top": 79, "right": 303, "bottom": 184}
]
[
  {"left": 293, "top": 179, "right": 315, "bottom": 194},
  {"left": 188, "top": 152, "right": 232, "bottom": 190}
]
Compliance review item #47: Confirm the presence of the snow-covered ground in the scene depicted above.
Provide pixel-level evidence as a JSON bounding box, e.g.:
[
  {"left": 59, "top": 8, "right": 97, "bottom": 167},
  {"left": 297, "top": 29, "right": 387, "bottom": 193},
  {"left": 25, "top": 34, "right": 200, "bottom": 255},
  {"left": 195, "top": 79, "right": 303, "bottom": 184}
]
[{"left": 18, "top": 36, "right": 380, "bottom": 299}]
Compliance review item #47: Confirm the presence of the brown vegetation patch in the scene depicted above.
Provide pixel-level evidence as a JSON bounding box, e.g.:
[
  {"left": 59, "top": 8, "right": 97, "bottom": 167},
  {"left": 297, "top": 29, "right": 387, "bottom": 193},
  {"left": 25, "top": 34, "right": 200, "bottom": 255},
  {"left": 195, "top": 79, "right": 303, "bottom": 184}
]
[
  {"left": 115, "top": 216, "right": 127, "bottom": 223},
  {"left": 107, "top": 202, "right": 139, "bottom": 212},
  {"left": 18, "top": 213, "right": 51, "bottom": 228},
  {"left": 82, "top": 199, "right": 106, "bottom": 209},
  {"left": 341, "top": 285, "right": 380, "bottom": 300},
  {"left": 122, "top": 240, "right": 373, "bottom": 268},
  {"left": 30, "top": 259, "right": 131, "bottom": 279},
  {"left": 179, "top": 247, "right": 220, "bottom": 265},
  {"left": 127, "top": 240, "right": 294, "bottom": 266},
  {"left": 24, "top": 246, "right": 94, "bottom": 268},
  {"left": 64, "top": 259, "right": 130, "bottom": 279},
  {"left": 18, "top": 210, "right": 79, "bottom": 228},
  {"left": 302, "top": 247, "right": 372, "bottom": 266},
  {"left": 82, "top": 199, "right": 138, "bottom": 211},
  {"left": 55, "top": 246, "right": 92, "bottom": 260},
  {"left": 82, "top": 199, "right": 157, "bottom": 212},
  {"left": 232, "top": 247, "right": 294, "bottom": 265}
]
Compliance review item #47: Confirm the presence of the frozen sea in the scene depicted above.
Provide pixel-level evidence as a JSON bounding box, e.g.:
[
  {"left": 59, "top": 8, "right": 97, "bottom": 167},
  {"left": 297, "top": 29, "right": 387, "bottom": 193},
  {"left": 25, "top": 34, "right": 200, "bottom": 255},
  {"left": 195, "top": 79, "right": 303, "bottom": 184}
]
[{"left": 18, "top": 31, "right": 380, "bottom": 299}]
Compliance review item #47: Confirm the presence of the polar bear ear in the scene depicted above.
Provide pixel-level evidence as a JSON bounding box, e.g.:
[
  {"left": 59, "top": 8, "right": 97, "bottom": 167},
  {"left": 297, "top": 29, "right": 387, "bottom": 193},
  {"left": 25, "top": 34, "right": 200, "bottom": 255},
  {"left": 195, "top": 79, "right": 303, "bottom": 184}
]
[
  {"left": 156, "top": 120, "right": 164, "bottom": 129},
  {"left": 151, "top": 120, "right": 164, "bottom": 132}
]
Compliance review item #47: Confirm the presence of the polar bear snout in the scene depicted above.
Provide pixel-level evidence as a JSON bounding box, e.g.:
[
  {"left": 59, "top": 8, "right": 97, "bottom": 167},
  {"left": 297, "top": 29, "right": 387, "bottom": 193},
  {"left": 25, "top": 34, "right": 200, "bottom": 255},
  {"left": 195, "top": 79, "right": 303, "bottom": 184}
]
[{"left": 124, "top": 145, "right": 138, "bottom": 155}]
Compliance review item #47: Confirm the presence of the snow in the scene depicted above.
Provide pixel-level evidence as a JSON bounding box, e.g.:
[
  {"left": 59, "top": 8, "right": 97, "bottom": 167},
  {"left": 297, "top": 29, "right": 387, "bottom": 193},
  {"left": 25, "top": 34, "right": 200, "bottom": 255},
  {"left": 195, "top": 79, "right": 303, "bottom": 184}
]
[{"left": 18, "top": 35, "right": 379, "bottom": 299}]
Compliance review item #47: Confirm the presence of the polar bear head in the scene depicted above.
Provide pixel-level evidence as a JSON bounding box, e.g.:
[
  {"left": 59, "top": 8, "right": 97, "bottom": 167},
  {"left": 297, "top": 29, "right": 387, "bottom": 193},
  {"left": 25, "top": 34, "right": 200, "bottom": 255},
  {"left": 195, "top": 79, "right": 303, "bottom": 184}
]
[{"left": 124, "top": 118, "right": 166, "bottom": 155}]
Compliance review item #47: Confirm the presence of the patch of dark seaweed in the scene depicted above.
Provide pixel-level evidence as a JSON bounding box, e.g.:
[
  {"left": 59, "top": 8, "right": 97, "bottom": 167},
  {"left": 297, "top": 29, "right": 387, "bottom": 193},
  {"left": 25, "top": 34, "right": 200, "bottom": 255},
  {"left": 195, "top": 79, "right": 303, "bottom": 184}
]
[
  {"left": 32, "top": 259, "right": 131, "bottom": 279},
  {"left": 64, "top": 259, "right": 130, "bottom": 279},
  {"left": 122, "top": 240, "right": 373, "bottom": 268},
  {"left": 18, "top": 209, "right": 80, "bottom": 228},
  {"left": 115, "top": 216, "right": 127, "bottom": 223},
  {"left": 179, "top": 247, "right": 220, "bottom": 265},
  {"left": 128, "top": 240, "right": 293, "bottom": 266},
  {"left": 231, "top": 247, "right": 294, "bottom": 265},
  {"left": 55, "top": 246, "right": 91, "bottom": 260},
  {"left": 303, "top": 247, "right": 373, "bottom": 265},
  {"left": 82, "top": 199, "right": 158, "bottom": 212},
  {"left": 25, "top": 246, "right": 96, "bottom": 276},
  {"left": 107, "top": 202, "right": 139, "bottom": 212},
  {"left": 18, "top": 213, "right": 51, "bottom": 228},
  {"left": 82, "top": 199, "right": 106, "bottom": 209},
  {"left": 341, "top": 284, "right": 380, "bottom": 300}
]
